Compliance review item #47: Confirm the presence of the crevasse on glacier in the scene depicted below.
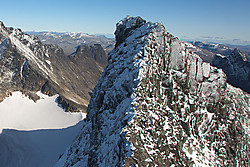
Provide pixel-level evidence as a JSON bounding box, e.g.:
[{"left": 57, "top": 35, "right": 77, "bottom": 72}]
[{"left": 55, "top": 16, "right": 249, "bottom": 167}]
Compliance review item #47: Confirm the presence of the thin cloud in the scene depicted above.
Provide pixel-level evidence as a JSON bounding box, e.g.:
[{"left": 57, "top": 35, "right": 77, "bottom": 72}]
[
  {"left": 200, "top": 36, "right": 224, "bottom": 40},
  {"left": 233, "top": 38, "right": 241, "bottom": 41}
]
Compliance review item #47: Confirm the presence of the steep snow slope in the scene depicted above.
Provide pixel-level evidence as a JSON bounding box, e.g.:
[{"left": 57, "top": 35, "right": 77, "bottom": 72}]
[
  {"left": 55, "top": 17, "right": 250, "bottom": 167},
  {"left": 0, "top": 92, "right": 85, "bottom": 167}
]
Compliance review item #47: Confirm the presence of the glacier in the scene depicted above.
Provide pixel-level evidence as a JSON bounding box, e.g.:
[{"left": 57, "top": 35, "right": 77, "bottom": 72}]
[{"left": 0, "top": 92, "right": 85, "bottom": 167}]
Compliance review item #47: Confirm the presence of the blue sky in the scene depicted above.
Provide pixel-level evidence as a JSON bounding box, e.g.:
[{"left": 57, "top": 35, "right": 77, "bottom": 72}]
[{"left": 1, "top": 0, "right": 249, "bottom": 45}]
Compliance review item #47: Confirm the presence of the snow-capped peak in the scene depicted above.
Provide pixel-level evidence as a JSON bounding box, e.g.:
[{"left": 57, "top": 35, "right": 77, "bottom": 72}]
[{"left": 54, "top": 16, "right": 250, "bottom": 167}]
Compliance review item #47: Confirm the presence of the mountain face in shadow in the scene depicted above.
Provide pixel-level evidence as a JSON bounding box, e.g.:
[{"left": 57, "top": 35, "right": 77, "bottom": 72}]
[
  {"left": 212, "top": 48, "right": 250, "bottom": 93},
  {"left": 0, "top": 120, "right": 85, "bottom": 167},
  {"left": 185, "top": 41, "right": 250, "bottom": 93}
]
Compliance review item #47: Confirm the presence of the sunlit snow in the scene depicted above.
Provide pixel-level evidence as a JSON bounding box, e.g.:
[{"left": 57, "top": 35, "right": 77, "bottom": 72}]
[
  {"left": 0, "top": 91, "right": 84, "bottom": 132},
  {"left": 0, "top": 91, "right": 86, "bottom": 167}
]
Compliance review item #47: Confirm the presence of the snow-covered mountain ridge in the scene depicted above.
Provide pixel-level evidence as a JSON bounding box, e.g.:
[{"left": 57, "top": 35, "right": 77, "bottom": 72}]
[
  {"left": 55, "top": 16, "right": 250, "bottom": 166},
  {"left": 0, "top": 21, "right": 107, "bottom": 111}
]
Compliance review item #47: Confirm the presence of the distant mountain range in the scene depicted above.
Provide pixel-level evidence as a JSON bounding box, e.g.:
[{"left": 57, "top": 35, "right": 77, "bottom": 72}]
[
  {"left": 184, "top": 41, "right": 250, "bottom": 62},
  {"left": 26, "top": 31, "right": 250, "bottom": 62},
  {"left": 225, "top": 44, "right": 250, "bottom": 59},
  {"left": 26, "top": 31, "right": 115, "bottom": 55}
]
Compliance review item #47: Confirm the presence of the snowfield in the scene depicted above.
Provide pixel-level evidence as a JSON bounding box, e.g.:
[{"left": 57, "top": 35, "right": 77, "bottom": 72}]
[{"left": 0, "top": 92, "right": 85, "bottom": 167}]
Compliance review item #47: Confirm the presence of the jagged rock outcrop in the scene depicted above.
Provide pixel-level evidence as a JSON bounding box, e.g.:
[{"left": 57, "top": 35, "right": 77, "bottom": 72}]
[
  {"left": 185, "top": 41, "right": 250, "bottom": 94},
  {"left": 212, "top": 48, "right": 250, "bottom": 93},
  {"left": 74, "top": 44, "right": 107, "bottom": 66},
  {"left": 55, "top": 16, "right": 250, "bottom": 167},
  {"left": 0, "top": 21, "right": 107, "bottom": 111},
  {"left": 185, "top": 41, "right": 234, "bottom": 64}
]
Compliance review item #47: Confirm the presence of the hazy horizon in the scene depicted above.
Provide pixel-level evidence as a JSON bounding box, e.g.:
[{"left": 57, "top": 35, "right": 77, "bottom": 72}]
[{"left": 1, "top": 0, "right": 249, "bottom": 45}]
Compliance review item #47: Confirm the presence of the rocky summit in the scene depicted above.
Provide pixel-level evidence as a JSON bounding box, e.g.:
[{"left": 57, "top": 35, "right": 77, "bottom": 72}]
[
  {"left": 0, "top": 21, "right": 107, "bottom": 112},
  {"left": 55, "top": 17, "right": 250, "bottom": 166}
]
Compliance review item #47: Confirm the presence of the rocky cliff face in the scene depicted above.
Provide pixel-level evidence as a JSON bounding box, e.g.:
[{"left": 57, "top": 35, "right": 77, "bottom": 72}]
[
  {"left": 184, "top": 41, "right": 232, "bottom": 64},
  {"left": 74, "top": 44, "right": 107, "bottom": 66},
  {"left": 185, "top": 41, "right": 250, "bottom": 94},
  {"left": 0, "top": 21, "right": 107, "bottom": 112},
  {"left": 55, "top": 17, "right": 250, "bottom": 167}
]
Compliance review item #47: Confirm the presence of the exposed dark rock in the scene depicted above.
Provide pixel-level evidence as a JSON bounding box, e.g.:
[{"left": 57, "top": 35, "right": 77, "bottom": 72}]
[
  {"left": 212, "top": 48, "right": 250, "bottom": 93},
  {"left": 75, "top": 44, "right": 107, "bottom": 66},
  {"left": 114, "top": 16, "right": 146, "bottom": 48},
  {"left": 0, "top": 21, "right": 107, "bottom": 112},
  {"left": 185, "top": 41, "right": 250, "bottom": 94}
]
